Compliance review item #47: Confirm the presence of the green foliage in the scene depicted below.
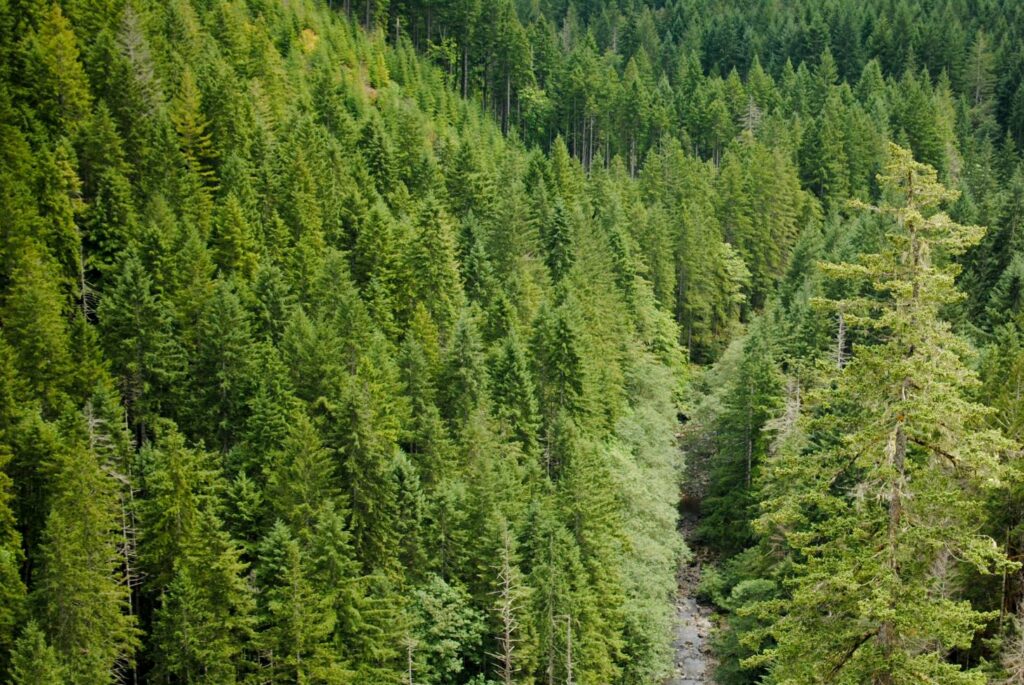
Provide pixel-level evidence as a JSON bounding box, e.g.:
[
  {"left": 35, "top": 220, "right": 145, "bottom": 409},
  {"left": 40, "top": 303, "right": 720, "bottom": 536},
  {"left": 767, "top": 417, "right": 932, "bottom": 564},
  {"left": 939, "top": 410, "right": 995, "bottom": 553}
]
[
  {"left": 98, "top": 249, "right": 183, "bottom": 439},
  {"left": 257, "top": 521, "right": 344, "bottom": 682},
  {"left": 23, "top": 4, "right": 91, "bottom": 133},
  {"left": 6, "top": 0, "right": 1024, "bottom": 683},
  {"left": 699, "top": 329, "right": 783, "bottom": 554},
  {"left": 141, "top": 422, "right": 254, "bottom": 680},
  {"left": 408, "top": 574, "right": 487, "bottom": 684},
  {"left": 8, "top": 622, "right": 64, "bottom": 685},
  {"left": 750, "top": 146, "right": 1011, "bottom": 682},
  {"left": 170, "top": 67, "right": 218, "bottom": 191},
  {"left": 34, "top": 413, "right": 138, "bottom": 684}
]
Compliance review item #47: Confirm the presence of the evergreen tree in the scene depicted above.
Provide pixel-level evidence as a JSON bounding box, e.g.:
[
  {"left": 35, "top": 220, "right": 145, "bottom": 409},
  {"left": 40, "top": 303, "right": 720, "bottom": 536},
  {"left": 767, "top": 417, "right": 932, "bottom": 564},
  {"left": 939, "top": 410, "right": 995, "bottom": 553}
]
[
  {"left": 439, "top": 310, "right": 488, "bottom": 433},
  {"left": 23, "top": 3, "right": 91, "bottom": 133},
  {"left": 8, "top": 622, "right": 64, "bottom": 685},
  {"left": 212, "top": 193, "right": 258, "bottom": 278},
  {"left": 965, "top": 31, "right": 998, "bottom": 139},
  {"left": 803, "top": 90, "right": 851, "bottom": 210},
  {"left": 141, "top": 422, "right": 255, "bottom": 681},
  {"left": 150, "top": 521, "right": 255, "bottom": 682},
  {"left": 490, "top": 324, "right": 541, "bottom": 454},
  {"left": 528, "top": 501, "right": 589, "bottom": 685},
  {"left": 170, "top": 67, "right": 218, "bottom": 190},
  {"left": 334, "top": 343, "right": 406, "bottom": 572},
  {"left": 78, "top": 102, "right": 138, "bottom": 278},
  {"left": 188, "top": 280, "right": 254, "bottom": 450},
  {"left": 1, "top": 245, "right": 72, "bottom": 409},
  {"left": 0, "top": 381, "right": 26, "bottom": 675},
  {"left": 98, "top": 250, "right": 183, "bottom": 442},
  {"left": 257, "top": 521, "right": 344, "bottom": 683},
  {"left": 358, "top": 114, "right": 397, "bottom": 196},
  {"left": 753, "top": 145, "right": 1012, "bottom": 683},
  {"left": 34, "top": 415, "right": 137, "bottom": 684},
  {"left": 265, "top": 413, "right": 338, "bottom": 532},
  {"left": 699, "top": 329, "right": 783, "bottom": 554},
  {"left": 409, "top": 194, "right": 464, "bottom": 335}
]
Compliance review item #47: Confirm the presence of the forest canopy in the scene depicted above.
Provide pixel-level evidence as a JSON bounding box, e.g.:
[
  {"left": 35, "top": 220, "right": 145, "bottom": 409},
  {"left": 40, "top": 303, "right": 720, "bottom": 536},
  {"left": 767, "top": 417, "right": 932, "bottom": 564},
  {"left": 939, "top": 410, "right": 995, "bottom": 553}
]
[{"left": 3, "top": 0, "right": 1024, "bottom": 683}]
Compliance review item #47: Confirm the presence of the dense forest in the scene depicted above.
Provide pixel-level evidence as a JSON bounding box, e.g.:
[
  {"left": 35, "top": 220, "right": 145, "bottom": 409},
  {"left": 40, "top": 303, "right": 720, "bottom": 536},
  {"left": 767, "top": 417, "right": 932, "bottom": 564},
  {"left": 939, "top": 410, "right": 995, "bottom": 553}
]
[{"left": 4, "top": 0, "right": 1024, "bottom": 682}]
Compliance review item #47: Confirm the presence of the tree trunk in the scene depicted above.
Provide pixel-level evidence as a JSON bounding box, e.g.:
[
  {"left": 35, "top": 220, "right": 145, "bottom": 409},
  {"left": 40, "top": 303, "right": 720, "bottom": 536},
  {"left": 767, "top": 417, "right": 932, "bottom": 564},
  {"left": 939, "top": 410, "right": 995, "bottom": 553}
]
[
  {"left": 497, "top": 526, "right": 517, "bottom": 684},
  {"left": 836, "top": 312, "right": 846, "bottom": 369},
  {"left": 505, "top": 73, "right": 511, "bottom": 135},
  {"left": 565, "top": 616, "right": 574, "bottom": 685},
  {"left": 877, "top": 383, "right": 908, "bottom": 685},
  {"left": 745, "top": 402, "right": 753, "bottom": 489},
  {"left": 629, "top": 134, "right": 637, "bottom": 177}
]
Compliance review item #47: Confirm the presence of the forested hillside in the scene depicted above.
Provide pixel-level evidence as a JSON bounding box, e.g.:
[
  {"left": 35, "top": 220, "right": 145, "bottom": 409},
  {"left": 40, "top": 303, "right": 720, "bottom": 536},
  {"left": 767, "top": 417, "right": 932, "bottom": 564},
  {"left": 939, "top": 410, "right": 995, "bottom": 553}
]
[{"left": 4, "top": 0, "right": 1024, "bottom": 683}]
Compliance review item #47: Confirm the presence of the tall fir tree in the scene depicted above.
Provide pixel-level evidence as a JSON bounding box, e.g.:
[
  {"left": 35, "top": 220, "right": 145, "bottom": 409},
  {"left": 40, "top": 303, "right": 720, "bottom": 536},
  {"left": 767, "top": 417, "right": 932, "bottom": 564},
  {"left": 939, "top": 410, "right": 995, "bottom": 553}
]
[{"left": 752, "top": 145, "right": 1013, "bottom": 683}]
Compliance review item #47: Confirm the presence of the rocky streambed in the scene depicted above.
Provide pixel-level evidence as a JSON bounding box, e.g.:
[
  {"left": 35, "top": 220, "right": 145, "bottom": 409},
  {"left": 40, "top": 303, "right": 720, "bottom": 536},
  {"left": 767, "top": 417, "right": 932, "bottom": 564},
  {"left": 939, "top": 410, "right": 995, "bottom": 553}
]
[{"left": 666, "top": 515, "right": 716, "bottom": 685}]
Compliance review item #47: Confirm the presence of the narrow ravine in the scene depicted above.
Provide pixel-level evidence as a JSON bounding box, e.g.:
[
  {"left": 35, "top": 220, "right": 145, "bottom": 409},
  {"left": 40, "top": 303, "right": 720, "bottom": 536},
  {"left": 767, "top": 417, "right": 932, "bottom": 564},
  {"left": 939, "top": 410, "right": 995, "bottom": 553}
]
[{"left": 667, "top": 513, "right": 716, "bottom": 685}]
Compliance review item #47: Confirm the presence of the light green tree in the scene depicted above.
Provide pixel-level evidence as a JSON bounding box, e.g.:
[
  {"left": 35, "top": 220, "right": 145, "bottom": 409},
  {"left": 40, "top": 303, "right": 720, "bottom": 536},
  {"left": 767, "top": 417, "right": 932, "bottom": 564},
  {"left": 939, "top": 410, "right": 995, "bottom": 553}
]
[{"left": 752, "top": 145, "right": 1014, "bottom": 684}]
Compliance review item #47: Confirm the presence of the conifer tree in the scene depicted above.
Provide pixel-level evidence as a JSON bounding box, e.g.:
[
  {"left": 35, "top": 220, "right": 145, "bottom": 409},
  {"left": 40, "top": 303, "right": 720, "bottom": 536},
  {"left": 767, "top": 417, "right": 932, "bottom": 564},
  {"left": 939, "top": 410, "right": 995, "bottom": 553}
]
[
  {"left": 979, "top": 324, "right": 1024, "bottom": 444},
  {"left": 334, "top": 343, "right": 406, "bottom": 572},
  {"left": 680, "top": 232, "right": 749, "bottom": 360},
  {"left": 141, "top": 422, "right": 255, "bottom": 681},
  {"left": 700, "top": 329, "right": 783, "bottom": 554},
  {"left": 0, "top": 349, "right": 26, "bottom": 676},
  {"left": 528, "top": 501, "right": 588, "bottom": 685},
  {"left": 490, "top": 325, "right": 541, "bottom": 455},
  {"left": 236, "top": 343, "right": 301, "bottom": 475},
  {"left": 747, "top": 55, "right": 779, "bottom": 114},
  {"left": 23, "top": 3, "right": 91, "bottom": 133},
  {"left": 533, "top": 301, "right": 585, "bottom": 479},
  {"left": 265, "top": 413, "right": 338, "bottom": 532},
  {"left": 353, "top": 201, "right": 403, "bottom": 335},
  {"left": 78, "top": 102, "right": 138, "bottom": 278},
  {"left": 257, "top": 521, "right": 343, "bottom": 683},
  {"left": 8, "top": 622, "right": 64, "bottom": 685},
  {"left": 460, "top": 215, "right": 499, "bottom": 306},
  {"left": 150, "top": 519, "right": 255, "bottom": 682},
  {"left": 212, "top": 193, "right": 258, "bottom": 278},
  {"left": 895, "top": 69, "right": 946, "bottom": 174},
  {"left": 188, "top": 280, "right": 254, "bottom": 450},
  {"left": 308, "top": 503, "right": 380, "bottom": 673},
  {"left": 98, "top": 250, "right": 183, "bottom": 441},
  {"left": 170, "top": 67, "right": 218, "bottom": 190},
  {"left": 37, "top": 139, "right": 83, "bottom": 291},
  {"left": 803, "top": 90, "right": 851, "bottom": 210},
  {"left": 439, "top": 310, "right": 488, "bottom": 433},
  {"left": 543, "top": 200, "right": 574, "bottom": 284},
  {"left": 358, "top": 114, "right": 397, "bottom": 196},
  {"left": 399, "top": 303, "right": 451, "bottom": 482},
  {"left": 1, "top": 245, "right": 72, "bottom": 408},
  {"left": 34, "top": 414, "right": 138, "bottom": 684},
  {"left": 410, "top": 195, "right": 465, "bottom": 335},
  {"left": 965, "top": 31, "right": 998, "bottom": 139},
  {"left": 753, "top": 145, "right": 1012, "bottom": 683}
]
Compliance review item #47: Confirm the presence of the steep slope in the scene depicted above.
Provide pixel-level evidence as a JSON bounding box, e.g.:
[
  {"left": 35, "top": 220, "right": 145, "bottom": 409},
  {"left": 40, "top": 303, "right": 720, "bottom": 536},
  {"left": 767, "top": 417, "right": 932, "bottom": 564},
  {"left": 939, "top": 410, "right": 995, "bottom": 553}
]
[{"left": 0, "top": 1, "right": 688, "bottom": 682}]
